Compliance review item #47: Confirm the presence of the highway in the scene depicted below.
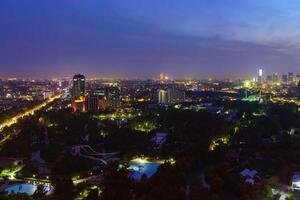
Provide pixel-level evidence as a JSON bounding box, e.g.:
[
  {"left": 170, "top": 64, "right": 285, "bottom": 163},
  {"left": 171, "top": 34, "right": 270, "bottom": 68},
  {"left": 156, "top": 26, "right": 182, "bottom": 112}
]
[
  {"left": 0, "top": 94, "right": 61, "bottom": 132},
  {"left": 270, "top": 97, "right": 300, "bottom": 106}
]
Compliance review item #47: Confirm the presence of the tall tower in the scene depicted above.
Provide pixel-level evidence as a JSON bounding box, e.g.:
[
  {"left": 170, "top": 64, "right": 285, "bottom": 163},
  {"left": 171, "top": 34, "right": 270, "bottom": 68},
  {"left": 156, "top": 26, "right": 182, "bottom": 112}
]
[
  {"left": 258, "top": 68, "right": 263, "bottom": 84},
  {"left": 72, "top": 74, "right": 86, "bottom": 100}
]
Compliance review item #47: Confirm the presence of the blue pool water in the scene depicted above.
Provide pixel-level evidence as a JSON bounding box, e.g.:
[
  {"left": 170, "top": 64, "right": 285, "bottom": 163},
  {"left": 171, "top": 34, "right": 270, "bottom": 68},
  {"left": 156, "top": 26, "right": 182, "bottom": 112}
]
[
  {"left": 4, "top": 183, "right": 51, "bottom": 196},
  {"left": 129, "top": 161, "right": 161, "bottom": 180}
]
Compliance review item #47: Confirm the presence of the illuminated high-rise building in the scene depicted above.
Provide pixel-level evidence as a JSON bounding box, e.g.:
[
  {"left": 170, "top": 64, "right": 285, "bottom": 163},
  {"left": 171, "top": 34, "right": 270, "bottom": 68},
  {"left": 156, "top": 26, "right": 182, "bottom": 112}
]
[
  {"left": 273, "top": 73, "right": 279, "bottom": 83},
  {"left": 296, "top": 74, "right": 300, "bottom": 84},
  {"left": 266, "top": 75, "right": 273, "bottom": 83},
  {"left": 167, "top": 87, "right": 185, "bottom": 103},
  {"left": 281, "top": 74, "right": 288, "bottom": 84},
  {"left": 98, "top": 97, "right": 108, "bottom": 111},
  {"left": 94, "top": 88, "right": 106, "bottom": 97},
  {"left": 71, "top": 96, "right": 86, "bottom": 112},
  {"left": 72, "top": 74, "right": 85, "bottom": 99},
  {"left": 159, "top": 72, "right": 170, "bottom": 83},
  {"left": 258, "top": 68, "right": 263, "bottom": 84},
  {"left": 85, "top": 95, "right": 100, "bottom": 111},
  {"left": 259, "top": 68, "right": 263, "bottom": 77},
  {"left": 158, "top": 87, "right": 185, "bottom": 104},
  {"left": 288, "top": 72, "right": 294, "bottom": 84},
  {"left": 106, "top": 87, "right": 120, "bottom": 109},
  {"left": 94, "top": 88, "right": 108, "bottom": 110},
  {"left": 159, "top": 72, "right": 165, "bottom": 83},
  {"left": 158, "top": 89, "right": 168, "bottom": 104}
]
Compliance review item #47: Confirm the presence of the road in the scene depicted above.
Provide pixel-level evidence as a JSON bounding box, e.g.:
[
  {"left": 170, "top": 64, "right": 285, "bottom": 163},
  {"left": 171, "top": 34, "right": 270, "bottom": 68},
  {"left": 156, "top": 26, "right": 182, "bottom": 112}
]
[
  {"left": 73, "top": 175, "right": 103, "bottom": 185},
  {"left": 271, "top": 97, "right": 300, "bottom": 106},
  {"left": 0, "top": 94, "right": 61, "bottom": 132}
]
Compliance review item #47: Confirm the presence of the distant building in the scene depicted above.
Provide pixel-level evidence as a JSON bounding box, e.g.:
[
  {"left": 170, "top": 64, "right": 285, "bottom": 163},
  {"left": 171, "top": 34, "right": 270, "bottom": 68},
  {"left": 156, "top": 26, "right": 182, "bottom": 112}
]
[
  {"left": 85, "top": 95, "right": 99, "bottom": 111},
  {"left": 266, "top": 75, "right": 273, "bottom": 83},
  {"left": 168, "top": 87, "right": 185, "bottom": 104},
  {"left": 296, "top": 74, "right": 300, "bottom": 84},
  {"left": 273, "top": 73, "right": 279, "bottom": 83},
  {"left": 159, "top": 72, "right": 165, "bottom": 84},
  {"left": 158, "top": 87, "right": 185, "bottom": 104},
  {"left": 43, "top": 91, "right": 54, "bottom": 100},
  {"left": 106, "top": 87, "right": 120, "bottom": 109},
  {"left": 71, "top": 96, "right": 86, "bottom": 112},
  {"left": 288, "top": 72, "right": 294, "bottom": 84},
  {"left": 94, "top": 88, "right": 108, "bottom": 111},
  {"left": 258, "top": 68, "right": 263, "bottom": 84},
  {"left": 98, "top": 97, "right": 108, "bottom": 111},
  {"left": 158, "top": 89, "right": 169, "bottom": 104},
  {"left": 58, "top": 79, "right": 69, "bottom": 89},
  {"left": 72, "top": 85, "right": 119, "bottom": 112},
  {"left": 289, "top": 83, "right": 300, "bottom": 98},
  {"left": 72, "top": 74, "right": 85, "bottom": 100},
  {"left": 93, "top": 88, "right": 106, "bottom": 97},
  {"left": 72, "top": 94, "right": 108, "bottom": 112},
  {"left": 281, "top": 74, "right": 288, "bottom": 84}
]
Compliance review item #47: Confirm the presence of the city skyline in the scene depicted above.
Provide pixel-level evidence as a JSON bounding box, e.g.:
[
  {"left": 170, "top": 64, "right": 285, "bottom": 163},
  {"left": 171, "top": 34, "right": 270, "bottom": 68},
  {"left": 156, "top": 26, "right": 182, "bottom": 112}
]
[
  {"left": 1, "top": 69, "right": 300, "bottom": 81},
  {"left": 1, "top": 1, "right": 300, "bottom": 78},
  {"left": 1, "top": 2, "right": 300, "bottom": 199}
]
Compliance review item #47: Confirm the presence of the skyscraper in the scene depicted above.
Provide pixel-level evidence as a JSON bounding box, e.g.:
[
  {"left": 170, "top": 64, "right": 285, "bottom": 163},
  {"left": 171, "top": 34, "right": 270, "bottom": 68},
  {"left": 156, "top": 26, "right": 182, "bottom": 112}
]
[
  {"left": 296, "top": 74, "right": 300, "bottom": 84},
  {"left": 266, "top": 75, "right": 273, "bottom": 83},
  {"left": 94, "top": 88, "right": 108, "bottom": 111},
  {"left": 259, "top": 68, "right": 263, "bottom": 77},
  {"left": 159, "top": 72, "right": 169, "bottom": 83},
  {"left": 258, "top": 68, "right": 263, "bottom": 84},
  {"left": 71, "top": 96, "right": 86, "bottom": 112},
  {"left": 159, "top": 72, "right": 165, "bottom": 83},
  {"left": 85, "top": 95, "right": 100, "bottom": 111},
  {"left": 273, "top": 73, "right": 279, "bottom": 83},
  {"left": 167, "top": 87, "right": 185, "bottom": 104},
  {"left": 288, "top": 72, "right": 294, "bottom": 84},
  {"left": 72, "top": 74, "right": 85, "bottom": 100},
  {"left": 281, "top": 74, "right": 288, "bottom": 84},
  {"left": 158, "top": 87, "right": 185, "bottom": 104},
  {"left": 158, "top": 89, "right": 168, "bottom": 104},
  {"left": 106, "top": 87, "right": 120, "bottom": 109}
]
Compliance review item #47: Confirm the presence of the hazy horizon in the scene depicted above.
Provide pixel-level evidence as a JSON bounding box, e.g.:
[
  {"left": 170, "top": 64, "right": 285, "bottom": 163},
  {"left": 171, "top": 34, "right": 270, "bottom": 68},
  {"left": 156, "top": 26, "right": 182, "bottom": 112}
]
[{"left": 1, "top": 0, "right": 300, "bottom": 78}]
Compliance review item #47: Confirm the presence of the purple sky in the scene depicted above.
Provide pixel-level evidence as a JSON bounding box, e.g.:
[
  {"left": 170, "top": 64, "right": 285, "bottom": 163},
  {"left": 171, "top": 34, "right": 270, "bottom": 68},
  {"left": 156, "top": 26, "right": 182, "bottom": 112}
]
[{"left": 1, "top": 0, "right": 300, "bottom": 79}]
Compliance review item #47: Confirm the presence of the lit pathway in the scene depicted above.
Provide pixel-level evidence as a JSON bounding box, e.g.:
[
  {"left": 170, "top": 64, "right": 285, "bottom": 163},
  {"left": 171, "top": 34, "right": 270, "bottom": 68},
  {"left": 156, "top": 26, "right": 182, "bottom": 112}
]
[
  {"left": 0, "top": 135, "right": 11, "bottom": 145},
  {"left": 0, "top": 94, "right": 61, "bottom": 132},
  {"left": 73, "top": 175, "right": 103, "bottom": 185}
]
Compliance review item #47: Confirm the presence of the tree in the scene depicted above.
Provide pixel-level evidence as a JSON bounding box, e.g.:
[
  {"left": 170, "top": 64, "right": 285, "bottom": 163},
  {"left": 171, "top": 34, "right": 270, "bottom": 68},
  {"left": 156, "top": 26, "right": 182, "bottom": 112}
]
[
  {"left": 51, "top": 177, "right": 75, "bottom": 200},
  {"left": 32, "top": 185, "right": 48, "bottom": 199},
  {"left": 101, "top": 162, "right": 133, "bottom": 200},
  {"left": 86, "top": 189, "right": 100, "bottom": 200},
  {"left": 0, "top": 193, "right": 32, "bottom": 200}
]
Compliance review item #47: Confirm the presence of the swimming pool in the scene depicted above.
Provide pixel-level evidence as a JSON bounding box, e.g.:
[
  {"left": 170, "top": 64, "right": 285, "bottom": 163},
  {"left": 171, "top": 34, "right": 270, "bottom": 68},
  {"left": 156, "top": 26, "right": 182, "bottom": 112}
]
[
  {"left": 4, "top": 183, "right": 52, "bottom": 196},
  {"left": 129, "top": 160, "right": 161, "bottom": 180}
]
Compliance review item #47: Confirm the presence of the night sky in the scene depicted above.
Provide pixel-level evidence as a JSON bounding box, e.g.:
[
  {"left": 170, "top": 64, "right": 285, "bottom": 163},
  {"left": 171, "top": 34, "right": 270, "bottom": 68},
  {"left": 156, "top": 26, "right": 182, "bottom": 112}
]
[{"left": 1, "top": 0, "right": 300, "bottom": 78}]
